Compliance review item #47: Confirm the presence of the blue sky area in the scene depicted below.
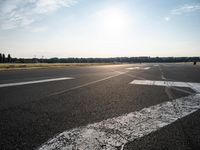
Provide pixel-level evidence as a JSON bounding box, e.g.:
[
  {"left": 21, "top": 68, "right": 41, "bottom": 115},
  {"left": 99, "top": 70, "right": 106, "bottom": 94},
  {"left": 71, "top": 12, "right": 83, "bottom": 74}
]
[{"left": 0, "top": 0, "right": 200, "bottom": 58}]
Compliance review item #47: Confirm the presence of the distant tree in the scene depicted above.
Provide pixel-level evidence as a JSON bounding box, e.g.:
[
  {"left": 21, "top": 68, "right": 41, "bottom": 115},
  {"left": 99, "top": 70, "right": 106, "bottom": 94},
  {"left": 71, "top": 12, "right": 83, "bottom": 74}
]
[
  {"left": 0, "top": 53, "right": 2, "bottom": 63},
  {"left": 7, "top": 54, "right": 11, "bottom": 62},
  {"left": 2, "top": 54, "right": 5, "bottom": 63}
]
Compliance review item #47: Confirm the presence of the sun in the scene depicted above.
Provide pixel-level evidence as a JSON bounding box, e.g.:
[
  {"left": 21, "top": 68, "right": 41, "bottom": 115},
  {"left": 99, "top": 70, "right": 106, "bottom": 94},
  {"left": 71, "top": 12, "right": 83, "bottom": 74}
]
[
  {"left": 97, "top": 7, "right": 131, "bottom": 33},
  {"left": 104, "top": 8, "right": 127, "bottom": 30}
]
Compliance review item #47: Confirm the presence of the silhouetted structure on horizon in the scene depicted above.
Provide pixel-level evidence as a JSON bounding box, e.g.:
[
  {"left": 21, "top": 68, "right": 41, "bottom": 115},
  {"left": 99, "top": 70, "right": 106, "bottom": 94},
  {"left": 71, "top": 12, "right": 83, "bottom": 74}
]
[
  {"left": 0, "top": 53, "right": 199, "bottom": 64},
  {"left": 0, "top": 53, "right": 12, "bottom": 63}
]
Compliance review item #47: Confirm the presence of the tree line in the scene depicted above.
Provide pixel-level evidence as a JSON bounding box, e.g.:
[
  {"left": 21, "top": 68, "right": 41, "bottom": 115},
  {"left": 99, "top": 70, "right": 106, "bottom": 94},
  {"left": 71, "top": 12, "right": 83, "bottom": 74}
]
[
  {"left": 0, "top": 53, "right": 12, "bottom": 63},
  {"left": 0, "top": 55, "right": 199, "bottom": 63}
]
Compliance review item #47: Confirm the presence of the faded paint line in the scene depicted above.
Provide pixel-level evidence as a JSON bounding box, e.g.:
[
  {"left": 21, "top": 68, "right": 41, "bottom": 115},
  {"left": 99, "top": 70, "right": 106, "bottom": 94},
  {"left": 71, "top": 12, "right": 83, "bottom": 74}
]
[
  {"left": 143, "top": 67, "right": 150, "bottom": 70},
  {"left": 126, "top": 67, "right": 140, "bottom": 70},
  {"left": 126, "top": 67, "right": 151, "bottom": 70},
  {"left": 161, "top": 75, "right": 166, "bottom": 80},
  {"left": 130, "top": 80, "right": 200, "bottom": 93},
  {"left": 38, "top": 94, "right": 200, "bottom": 150},
  {"left": 46, "top": 71, "right": 129, "bottom": 97},
  {"left": 123, "top": 72, "right": 146, "bottom": 80},
  {"left": 0, "top": 77, "right": 74, "bottom": 88},
  {"left": 158, "top": 65, "right": 166, "bottom": 80}
]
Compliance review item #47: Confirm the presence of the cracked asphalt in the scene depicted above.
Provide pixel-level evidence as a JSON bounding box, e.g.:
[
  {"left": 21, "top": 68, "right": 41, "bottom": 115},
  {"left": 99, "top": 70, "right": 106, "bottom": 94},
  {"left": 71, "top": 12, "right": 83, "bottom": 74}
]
[{"left": 0, "top": 63, "right": 200, "bottom": 150}]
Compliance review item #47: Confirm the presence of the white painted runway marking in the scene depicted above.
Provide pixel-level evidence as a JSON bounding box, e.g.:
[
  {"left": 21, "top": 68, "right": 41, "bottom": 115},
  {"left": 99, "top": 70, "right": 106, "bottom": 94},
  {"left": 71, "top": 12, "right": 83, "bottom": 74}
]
[
  {"left": 38, "top": 94, "right": 200, "bottom": 150},
  {"left": 144, "top": 67, "right": 150, "bottom": 70},
  {"left": 126, "top": 67, "right": 140, "bottom": 70},
  {"left": 0, "top": 77, "right": 74, "bottom": 88},
  {"left": 126, "top": 67, "right": 151, "bottom": 70},
  {"left": 130, "top": 80, "right": 200, "bottom": 93}
]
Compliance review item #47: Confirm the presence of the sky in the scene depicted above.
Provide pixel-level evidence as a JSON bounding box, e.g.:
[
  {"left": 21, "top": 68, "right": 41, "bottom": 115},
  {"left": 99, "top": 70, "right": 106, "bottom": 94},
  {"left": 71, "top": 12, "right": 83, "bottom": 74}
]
[{"left": 0, "top": 0, "right": 200, "bottom": 58}]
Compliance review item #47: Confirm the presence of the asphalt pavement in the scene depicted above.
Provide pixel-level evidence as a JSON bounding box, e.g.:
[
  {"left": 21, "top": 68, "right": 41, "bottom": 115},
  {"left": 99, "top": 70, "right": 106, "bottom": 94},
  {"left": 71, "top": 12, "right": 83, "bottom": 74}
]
[{"left": 0, "top": 63, "right": 200, "bottom": 150}]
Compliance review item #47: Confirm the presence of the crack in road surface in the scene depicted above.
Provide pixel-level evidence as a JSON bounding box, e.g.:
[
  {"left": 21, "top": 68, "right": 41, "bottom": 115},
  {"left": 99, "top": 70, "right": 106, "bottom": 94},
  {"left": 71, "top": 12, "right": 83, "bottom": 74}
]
[{"left": 38, "top": 94, "right": 200, "bottom": 150}]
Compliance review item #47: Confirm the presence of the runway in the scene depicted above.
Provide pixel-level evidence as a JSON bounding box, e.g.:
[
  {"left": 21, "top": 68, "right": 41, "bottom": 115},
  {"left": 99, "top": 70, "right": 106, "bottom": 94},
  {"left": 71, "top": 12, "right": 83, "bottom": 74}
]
[{"left": 0, "top": 63, "right": 200, "bottom": 150}]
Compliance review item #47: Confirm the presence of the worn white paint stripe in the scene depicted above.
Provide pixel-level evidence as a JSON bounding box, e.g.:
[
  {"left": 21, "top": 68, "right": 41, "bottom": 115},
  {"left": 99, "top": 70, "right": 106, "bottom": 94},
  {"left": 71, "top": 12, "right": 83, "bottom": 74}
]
[
  {"left": 38, "top": 94, "right": 200, "bottom": 150},
  {"left": 126, "top": 67, "right": 140, "bottom": 70},
  {"left": 143, "top": 67, "right": 150, "bottom": 70},
  {"left": 0, "top": 77, "right": 74, "bottom": 88},
  {"left": 130, "top": 80, "right": 200, "bottom": 93},
  {"left": 161, "top": 75, "right": 166, "bottom": 80},
  {"left": 126, "top": 67, "right": 151, "bottom": 70}
]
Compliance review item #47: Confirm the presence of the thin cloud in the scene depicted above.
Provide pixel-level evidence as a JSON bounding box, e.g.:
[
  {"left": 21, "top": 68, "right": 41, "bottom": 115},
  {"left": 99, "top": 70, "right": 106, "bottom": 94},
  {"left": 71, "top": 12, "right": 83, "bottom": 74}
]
[
  {"left": 171, "top": 3, "right": 200, "bottom": 15},
  {"left": 0, "top": 0, "right": 77, "bottom": 30},
  {"left": 30, "top": 26, "right": 48, "bottom": 32}
]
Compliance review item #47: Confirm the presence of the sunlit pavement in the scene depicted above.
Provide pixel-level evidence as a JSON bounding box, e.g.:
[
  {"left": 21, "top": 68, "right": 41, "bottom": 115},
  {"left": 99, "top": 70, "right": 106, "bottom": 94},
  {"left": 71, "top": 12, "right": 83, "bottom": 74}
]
[{"left": 0, "top": 63, "right": 200, "bottom": 150}]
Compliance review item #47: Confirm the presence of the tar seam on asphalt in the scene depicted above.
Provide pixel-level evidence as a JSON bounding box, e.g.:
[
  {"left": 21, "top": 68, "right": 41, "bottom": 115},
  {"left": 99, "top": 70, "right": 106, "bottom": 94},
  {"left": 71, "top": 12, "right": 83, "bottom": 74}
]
[
  {"left": 38, "top": 93, "right": 200, "bottom": 150},
  {"left": 158, "top": 64, "right": 198, "bottom": 150},
  {"left": 38, "top": 65, "right": 200, "bottom": 150}
]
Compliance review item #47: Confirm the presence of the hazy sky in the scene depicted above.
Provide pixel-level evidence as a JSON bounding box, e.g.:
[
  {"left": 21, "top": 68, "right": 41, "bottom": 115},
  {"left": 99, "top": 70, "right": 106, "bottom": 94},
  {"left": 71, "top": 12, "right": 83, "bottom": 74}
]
[{"left": 0, "top": 0, "right": 200, "bottom": 58}]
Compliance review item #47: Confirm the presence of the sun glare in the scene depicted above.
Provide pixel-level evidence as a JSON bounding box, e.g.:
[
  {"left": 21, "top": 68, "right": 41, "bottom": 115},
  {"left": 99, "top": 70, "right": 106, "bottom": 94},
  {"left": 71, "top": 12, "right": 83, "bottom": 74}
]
[{"left": 97, "top": 7, "right": 132, "bottom": 33}]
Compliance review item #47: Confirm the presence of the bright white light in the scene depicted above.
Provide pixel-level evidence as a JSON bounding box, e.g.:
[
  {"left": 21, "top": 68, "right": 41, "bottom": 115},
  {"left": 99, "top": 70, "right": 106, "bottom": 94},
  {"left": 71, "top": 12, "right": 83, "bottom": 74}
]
[
  {"left": 103, "top": 8, "right": 127, "bottom": 30},
  {"left": 165, "top": 17, "right": 170, "bottom": 21},
  {"left": 96, "top": 7, "right": 132, "bottom": 34}
]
